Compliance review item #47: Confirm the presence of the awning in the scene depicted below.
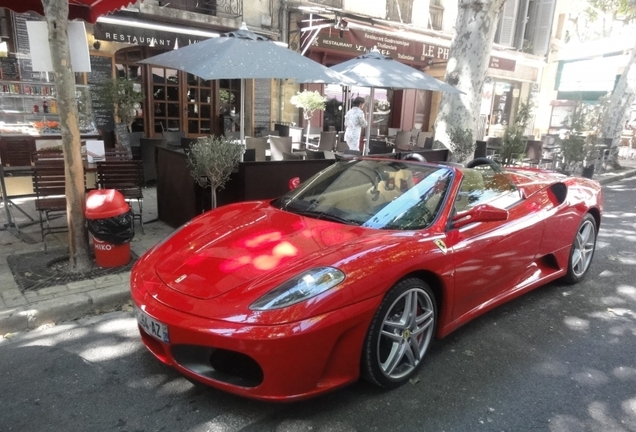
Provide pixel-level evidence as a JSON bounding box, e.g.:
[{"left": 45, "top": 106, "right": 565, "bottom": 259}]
[{"left": 0, "top": 0, "right": 136, "bottom": 23}]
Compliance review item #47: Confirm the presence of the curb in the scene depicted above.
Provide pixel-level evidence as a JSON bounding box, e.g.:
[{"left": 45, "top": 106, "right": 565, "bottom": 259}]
[
  {"left": 1, "top": 278, "right": 132, "bottom": 335},
  {"left": 597, "top": 168, "right": 636, "bottom": 185}
]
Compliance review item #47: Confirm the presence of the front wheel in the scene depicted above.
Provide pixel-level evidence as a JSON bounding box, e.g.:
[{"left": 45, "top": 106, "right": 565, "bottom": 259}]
[
  {"left": 361, "top": 278, "right": 436, "bottom": 389},
  {"left": 563, "top": 214, "right": 597, "bottom": 284}
]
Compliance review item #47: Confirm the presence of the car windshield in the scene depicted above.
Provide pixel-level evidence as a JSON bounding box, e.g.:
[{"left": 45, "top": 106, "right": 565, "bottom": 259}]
[{"left": 273, "top": 159, "right": 453, "bottom": 230}]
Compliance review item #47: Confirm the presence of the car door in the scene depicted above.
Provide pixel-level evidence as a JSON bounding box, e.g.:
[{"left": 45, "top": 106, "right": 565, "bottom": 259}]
[{"left": 445, "top": 171, "right": 548, "bottom": 322}]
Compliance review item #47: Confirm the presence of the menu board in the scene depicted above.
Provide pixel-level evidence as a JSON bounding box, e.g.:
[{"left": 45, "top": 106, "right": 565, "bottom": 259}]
[
  {"left": 13, "top": 12, "right": 49, "bottom": 82},
  {"left": 115, "top": 123, "right": 130, "bottom": 148},
  {"left": 87, "top": 54, "right": 115, "bottom": 131},
  {"left": 254, "top": 79, "right": 271, "bottom": 133},
  {"left": 0, "top": 58, "right": 19, "bottom": 80}
]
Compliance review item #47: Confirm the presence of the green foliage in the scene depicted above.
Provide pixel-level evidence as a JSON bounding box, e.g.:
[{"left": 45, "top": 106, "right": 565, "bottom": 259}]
[
  {"left": 501, "top": 100, "right": 532, "bottom": 164},
  {"left": 290, "top": 90, "right": 326, "bottom": 120},
  {"left": 448, "top": 126, "right": 474, "bottom": 163},
  {"left": 560, "top": 98, "right": 609, "bottom": 169},
  {"left": 187, "top": 136, "right": 243, "bottom": 193},
  {"left": 97, "top": 77, "right": 143, "bottom": 131},
  {"left": 219, "top": 89, "right": 235, "bottom": 105}
]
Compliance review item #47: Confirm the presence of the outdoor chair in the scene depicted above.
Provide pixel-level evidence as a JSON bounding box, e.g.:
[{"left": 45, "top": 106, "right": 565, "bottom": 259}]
[
  {"left": 104, "top": 148, "right": 133, "bottom": 160},
  {"left": 246, "top": 137, "right": 269, "bottom": 162},
  {"left": 96, "top": 160, "right": 145, "bottom": 233},
  {"left": 32, "top": 160, "right": 71, "bottom": 249},
  {"left": 126, "top": 132, "right": 144, "bottom": 160},
  {"left": 269, "top": 136, "right": 293, "bottom": 161},
  {"left": 368, "top": 139, "right": 393, "bottom": 155},
  {"left": 31, "top": 148, "right": 64, "bottom": 162},
  {"left": 304, "top": 150, "right": 325, "bottom": 160},
  {"left": 394, "top": 131, "right": 412, "bottom": 149},
  {"left": 474, "top": 141, "right": 488, "bottom": 159},
  {"left": 416, "top": 132, "right": 433, "bottom": 149},
  {"left": 317, "top": 131, "right": 338, "bottom": 152},
  {"left": 163, "top": 131, "right": 186, "bottom": 148},
  {"left": 522, "top": 140, "right": 543, "bottom": 167}
]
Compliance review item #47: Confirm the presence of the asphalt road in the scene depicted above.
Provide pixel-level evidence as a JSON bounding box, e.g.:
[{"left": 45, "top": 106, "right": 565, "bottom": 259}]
[{"left": 2, "top": 178, "right": 636, "bottom": 432}]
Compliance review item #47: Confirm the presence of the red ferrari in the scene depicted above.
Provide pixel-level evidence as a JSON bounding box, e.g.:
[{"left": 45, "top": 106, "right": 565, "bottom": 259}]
[{"left": 130, "top": 156, "right": 603, "bottom": 401}]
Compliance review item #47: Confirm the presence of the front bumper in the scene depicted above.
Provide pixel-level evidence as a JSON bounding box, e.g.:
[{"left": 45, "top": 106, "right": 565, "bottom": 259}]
[{"left": 131, "top": 268, "right": 379, "bottom": 401}]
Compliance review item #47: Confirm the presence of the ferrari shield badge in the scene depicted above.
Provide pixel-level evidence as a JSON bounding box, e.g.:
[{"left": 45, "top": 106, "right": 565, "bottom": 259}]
[{"left": 434, "top": 239, "right": 447, "bottom": 254}]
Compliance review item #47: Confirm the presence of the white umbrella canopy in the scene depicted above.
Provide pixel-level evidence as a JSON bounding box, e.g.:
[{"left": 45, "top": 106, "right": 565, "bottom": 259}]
[
  {"left": 330, "top": 48, "right": 462, "bottom": 154},
  {"left": 140, "top": 23, "right": 352, "bottom": 143}
]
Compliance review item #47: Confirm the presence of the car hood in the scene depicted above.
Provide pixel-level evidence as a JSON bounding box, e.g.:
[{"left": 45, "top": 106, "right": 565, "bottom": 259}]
[{"left": 154, "top": 202, "right": 371, "bottom": 300}]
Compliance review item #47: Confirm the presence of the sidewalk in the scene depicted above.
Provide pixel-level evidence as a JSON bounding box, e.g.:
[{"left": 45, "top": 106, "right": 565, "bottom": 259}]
[
  {"left": 2, "top": 160, "right": 636, "bottom": 335},
  {"left": 0, "top": 187, "right": 175, "bottom": 334}
]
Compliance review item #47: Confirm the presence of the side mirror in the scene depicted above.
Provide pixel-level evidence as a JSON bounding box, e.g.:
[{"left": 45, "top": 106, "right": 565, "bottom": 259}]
[
  {"left": 288, "top": 177, "right": 301, "bottom": 190},
  {"left": 452, "top": 204, "right": 508, "bottom": 228}
]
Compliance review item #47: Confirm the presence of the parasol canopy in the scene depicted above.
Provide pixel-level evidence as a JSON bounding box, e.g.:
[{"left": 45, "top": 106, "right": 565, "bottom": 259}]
[
  {"left": 330, "top": 48, "right": 462, "bottom": 154},
  {"left": 140, "top": 23, "right": 352, "bottom": 143}
]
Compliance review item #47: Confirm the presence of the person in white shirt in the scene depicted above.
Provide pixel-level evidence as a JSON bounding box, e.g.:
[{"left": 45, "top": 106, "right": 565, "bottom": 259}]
[{"left": 344, "top": 97, "right": 368, "bottom": 151}]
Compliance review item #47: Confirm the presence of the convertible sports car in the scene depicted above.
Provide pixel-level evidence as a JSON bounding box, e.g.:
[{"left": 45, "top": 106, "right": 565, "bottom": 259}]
[{"left": 130, "top": 156, "right": 603, "bottom": 401}]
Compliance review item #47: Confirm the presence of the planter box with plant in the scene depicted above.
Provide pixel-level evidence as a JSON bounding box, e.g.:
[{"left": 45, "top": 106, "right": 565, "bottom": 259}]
[{"left": 187, "top": 135, "right": 244, "bottom": 209}]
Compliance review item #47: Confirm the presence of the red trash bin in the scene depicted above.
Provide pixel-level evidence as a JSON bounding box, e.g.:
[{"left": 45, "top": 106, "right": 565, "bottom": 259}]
[{"left": 85, "top": 189, "right": 132, "bottom": 267}]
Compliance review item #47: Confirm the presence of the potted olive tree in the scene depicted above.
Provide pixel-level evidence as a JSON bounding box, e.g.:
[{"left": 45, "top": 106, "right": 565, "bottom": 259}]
[
  {"left": 187, "top": 136, "right": 243, "bottom": 209},
  {"left": 290, "top": 90, "right": 326, "bottom": 147},
  {"left": 98, "top": 77, "right": 144, "bottom": 133}
]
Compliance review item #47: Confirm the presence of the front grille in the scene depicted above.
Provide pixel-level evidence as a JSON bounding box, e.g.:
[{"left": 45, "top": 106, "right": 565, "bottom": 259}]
[{"left": 172, "top": 344, "right": 263, "bottom": 387}]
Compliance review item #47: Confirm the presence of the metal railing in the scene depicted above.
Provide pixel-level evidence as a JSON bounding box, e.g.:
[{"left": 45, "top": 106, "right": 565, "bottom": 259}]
[{"left": 161, "top": 0, "right": 243, "bottom": 18}]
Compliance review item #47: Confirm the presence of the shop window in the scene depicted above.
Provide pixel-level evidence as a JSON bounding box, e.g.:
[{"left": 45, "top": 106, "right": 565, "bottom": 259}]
[
  {"left": 152, "top": 67, "right": 180, "bottom": 133},
  {"left": 186, "top": 73, "right": 213, "bottom": 134},
  {"left": 115, "top": 49, "right": 145, "bottom": 133}
]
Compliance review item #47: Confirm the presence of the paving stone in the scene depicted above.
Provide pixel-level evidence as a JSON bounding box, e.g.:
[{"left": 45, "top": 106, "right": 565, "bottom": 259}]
[{"left": 35, "top": 285, "right": 69, "bottom": 296}]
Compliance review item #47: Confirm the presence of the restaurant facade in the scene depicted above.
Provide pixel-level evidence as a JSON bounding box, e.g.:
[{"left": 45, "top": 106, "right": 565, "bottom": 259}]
[{"left": 287, "top": 10, "right": 544, "bottom": 140}]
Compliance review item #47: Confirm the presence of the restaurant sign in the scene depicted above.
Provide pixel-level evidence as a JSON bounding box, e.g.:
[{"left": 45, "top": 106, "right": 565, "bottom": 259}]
[
  {"left": 94, "top": 22, "right": 209, "bottom": 48},
  {"left": 311, "top": 28, "right": 515, "bottom": 71}
]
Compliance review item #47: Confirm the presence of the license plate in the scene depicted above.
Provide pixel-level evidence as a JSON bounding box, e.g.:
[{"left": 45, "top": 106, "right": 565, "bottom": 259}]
[{"left": 135, "top": 307, "right": 170, "bottom": 344}]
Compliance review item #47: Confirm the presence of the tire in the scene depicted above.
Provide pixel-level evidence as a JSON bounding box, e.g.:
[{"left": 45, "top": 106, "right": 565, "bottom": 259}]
[
  {"left": 563, "top": 214, "right": 597, "bottom": 284},
  {"left": 361, "top": 278, "right": 436, "bottom": 389}
]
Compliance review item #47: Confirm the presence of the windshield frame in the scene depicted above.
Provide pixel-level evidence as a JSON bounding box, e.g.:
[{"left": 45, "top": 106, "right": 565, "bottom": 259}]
[{"left": 272, "top": 159, "right": 455, "bottom": 231}]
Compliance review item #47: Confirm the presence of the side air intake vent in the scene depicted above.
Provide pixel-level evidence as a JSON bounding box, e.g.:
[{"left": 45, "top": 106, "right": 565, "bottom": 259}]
[{"left": 550, "top": 183, "right": 567, "bottom": 204}]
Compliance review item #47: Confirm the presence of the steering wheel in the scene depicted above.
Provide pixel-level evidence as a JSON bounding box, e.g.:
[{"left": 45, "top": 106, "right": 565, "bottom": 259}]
[
  {"left": 465, "top": 157, "right": 502, "bottom": 173},
  {"left": 402, "top": 153, "right": 427, "bottom": 162}
]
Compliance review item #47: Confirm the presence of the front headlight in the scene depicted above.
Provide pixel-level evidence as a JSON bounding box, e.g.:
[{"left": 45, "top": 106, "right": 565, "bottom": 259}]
[{"left": 250, "top": 267, "right": 345, "bottom": 311}]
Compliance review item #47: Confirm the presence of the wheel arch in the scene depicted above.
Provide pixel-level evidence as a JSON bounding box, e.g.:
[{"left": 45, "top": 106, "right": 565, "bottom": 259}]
[
  {"left": 587, "top": 207, "right": 601, "bottom": 231},
  {"left": 396, "top": 269, "right": 445, "bottom": 326}
]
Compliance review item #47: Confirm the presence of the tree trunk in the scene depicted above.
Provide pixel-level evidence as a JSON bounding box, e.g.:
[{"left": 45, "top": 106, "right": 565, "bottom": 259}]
[
  {"left": 433, "top": 0, "right": 506, "bottom": 164},
  {"left": 42, "top": 0, "right": 91, "bottom": 270},
  {"left": 602, "top": 37, "right": 636, "bottom": 169}
]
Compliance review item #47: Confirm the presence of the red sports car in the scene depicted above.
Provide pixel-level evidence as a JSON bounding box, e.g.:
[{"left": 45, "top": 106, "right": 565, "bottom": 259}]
[{"left": 130, "top": 156, "right": 602, "bottom": 401}]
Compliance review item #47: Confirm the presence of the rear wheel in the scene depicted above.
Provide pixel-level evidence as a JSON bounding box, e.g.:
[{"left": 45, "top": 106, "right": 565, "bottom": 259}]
[
  {"left": 564, "top": 214, "right": 597, "bottom": 284},
  {"left": 361, "top": 278, "right": 436, "bottom": 388}
]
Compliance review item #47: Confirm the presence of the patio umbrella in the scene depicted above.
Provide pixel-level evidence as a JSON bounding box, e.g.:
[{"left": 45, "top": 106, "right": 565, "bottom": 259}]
[
  {"left": 330, "top": 48, "right": 463, "bottom": 154},
  {"left": 140, "top": 23, "right": 352, "bottom": 143}
]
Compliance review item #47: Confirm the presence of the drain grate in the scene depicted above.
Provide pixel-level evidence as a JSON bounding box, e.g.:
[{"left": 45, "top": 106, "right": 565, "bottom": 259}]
[{"left": 7, "top": 248, "right": 138, "bottom": 292}]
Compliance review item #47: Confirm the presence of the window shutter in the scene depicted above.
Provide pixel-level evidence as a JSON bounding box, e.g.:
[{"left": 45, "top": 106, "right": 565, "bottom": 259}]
[
  {"left": 532, "top": 0, "right": 556, "bottom": 57},
  {"left": 497, "top": 0, "right": 520, "bottom": 47}
]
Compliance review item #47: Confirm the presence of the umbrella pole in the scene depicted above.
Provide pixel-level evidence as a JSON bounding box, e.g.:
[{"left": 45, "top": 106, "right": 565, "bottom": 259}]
[
  {"left": 364, "top": 87, "right": 375, "bottom": 156},
  {"left": 240, "top": 79, "right": 245, "bottom": 145}
]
